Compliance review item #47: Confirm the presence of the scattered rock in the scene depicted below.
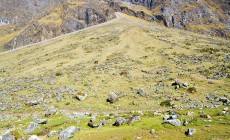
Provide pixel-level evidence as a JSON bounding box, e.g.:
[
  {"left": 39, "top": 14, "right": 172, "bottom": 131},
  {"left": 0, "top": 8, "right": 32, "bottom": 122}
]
[
  {"left": 2, "top": 131, "right": 15, "bottom": 140},
  {"left": 107, "top": 92, "right": 119, "bottom": 103},
  {"left": 59, "top": 126, "right": 80, "bottom": 140},
  {"left": 150, "top": 129, "right": 155, "bottom": 134},
  {"left": 35, "top": 119, "right": 47, "bottom": 124},
  {"left": 187, "top": 111, "right": 194, "bottom": 116},
  {"left": 28, "top": 135, "right": 41, "bottom": 140},
  {"left": 172, "top": 80, "right": 189, "bottom": 89},
  {"left": 183, "top": 120, "right": 188, "bottom": 126},
  {"left": 200, "top": 114, "right": 211, "bottom": 119},
  {"left": 75, "top": 91, "right": 87, "bottom": 101},
  {"left": 137, "top": 89, "right": 145, "bottom": 96},
  {"left": 163, "top": 115, "right": 178, "bottom": 120},
  {"left": 223, "top": 107, "right": 228, "bottom": 111},
  {"left": 164, "top": 119, "right": 181, "bottom": 126},
  {"left": 88, "top": 123, "right": 100, "bottom": 128},
  {"left": 29, "top": 100, "right": 39, "bottom": 106},
  {"left": 90, "top": 116, "right": 96, "bottom": 122},
  {"left": 67, "top": 112, "right": 86, "bottom": 119},
  {"left": 219, "top": 97, "right": 229, "bottom": 105},
  {"left": 45, "top": 106, "right": 57, "bottom": 117},
  {"left": 101, "top": 120, "right": 106, "bottom": 126},
  {"left": 113, "top": 117, "right": 126, "bottom": 126},
  {"left": 129, "top": 116, "right": 141, "bottom": 124},
  {"left": 48, "top": 131, "right": 58, "bottom": 137},
  {"left": 186, "top": 128, "right": 196, "bottom": 136},
  {"left": 24, "top": 122, "right": 39, "bottom": 133}
]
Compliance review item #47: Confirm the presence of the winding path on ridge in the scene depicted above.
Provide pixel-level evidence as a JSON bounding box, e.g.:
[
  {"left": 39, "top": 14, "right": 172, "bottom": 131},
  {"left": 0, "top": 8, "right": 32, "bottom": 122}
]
[{"left": 0, "top": 12, "right": 123, "bottom": 56}]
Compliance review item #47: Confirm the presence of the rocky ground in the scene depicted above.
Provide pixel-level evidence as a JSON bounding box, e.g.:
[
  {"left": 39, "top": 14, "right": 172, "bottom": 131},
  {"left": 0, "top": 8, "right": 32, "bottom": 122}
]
[
  {"left": 0, "top": 13, "right": 229, "bottom": 139},
  {"left": 0, "top": 0, "right": 229, "bottom": 52}
]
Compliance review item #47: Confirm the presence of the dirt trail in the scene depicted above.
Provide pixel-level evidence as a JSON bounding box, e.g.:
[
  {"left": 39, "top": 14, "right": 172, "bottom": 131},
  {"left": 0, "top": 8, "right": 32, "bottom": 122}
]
[{"left": 0, "top": 12, "right": 123, "bottom": 56}]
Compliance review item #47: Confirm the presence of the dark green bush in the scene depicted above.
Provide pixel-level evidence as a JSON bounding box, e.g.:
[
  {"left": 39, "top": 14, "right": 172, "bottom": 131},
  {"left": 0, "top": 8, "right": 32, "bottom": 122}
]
[
  {"left": 187, "top": 87, "right": 197, "bottom": 93},
  {"left": 160, "top": 100, "right": 171, "bottom": 107}
]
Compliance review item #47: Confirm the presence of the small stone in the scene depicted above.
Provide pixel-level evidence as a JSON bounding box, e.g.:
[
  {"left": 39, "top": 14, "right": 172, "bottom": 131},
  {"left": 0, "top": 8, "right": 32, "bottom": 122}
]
[
  {"left": 129, "top": 116, "right": 141, "bottom": 124},
  {"left": 137, "top": 89, "right": 145, "bottom": 96},
  {"left": 88, "top": 123, "right": 100, "bottom": 128},
  {"left": 2, "top": 131, "right": 15, "bottom": 140},
  {"left": 29, "top": 100, "right": 39, "bottom": 106},
  {"left": 90, "top": 116, "right": 96, "bottom": 122},
  {"left": 150, "top": 129, "right": 155, "bottom": 134},
  {"left": 186, "top": 128, "right": 196, "bottom": 136},
  {"left": 48, "top": 131, "right": 58, "bottom": 137},
  {"left": 75, "top": 92, "right": 87, "bottom": 101},
  {"left": 36, "top": 119, "right": 47, "bottom": 124},
  {"left": 183, "top": 83, "right": 189, "bottom": 87},
  {"left": 101, "top": 120, "right": 106, "bottom": 126},
  {"left": 223, "top": 107, "right": 228, "bottom": 111},
  {"left": 28, "top": 135, "right": 41, "bottom": 140},
  {"left": 206, "top": 115, "right": 211, "bottom": 120},
  {"left": 183, "top": 120, "right": 188, "bottom": 126}
]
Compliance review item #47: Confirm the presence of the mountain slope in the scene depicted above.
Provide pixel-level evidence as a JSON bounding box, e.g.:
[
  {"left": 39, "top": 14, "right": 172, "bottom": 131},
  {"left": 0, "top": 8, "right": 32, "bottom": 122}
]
[
  {"left": 0, "top": 0, "right": 115, "bottom": 51},
  {"left": 0, "top": 0, "right": 229, "bottom": 52},
  {"left": 0, "top": 13, "right": 229, "bottom": 139}
]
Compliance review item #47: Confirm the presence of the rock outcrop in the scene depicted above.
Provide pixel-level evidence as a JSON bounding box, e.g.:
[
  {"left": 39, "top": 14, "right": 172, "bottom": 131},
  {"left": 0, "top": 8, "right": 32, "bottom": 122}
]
[
  {"left": 110, "top": 0, "right": 230, "bottom": 38},
  {"left": 1, "top": 0, "right": 115, "bottom": 50}
]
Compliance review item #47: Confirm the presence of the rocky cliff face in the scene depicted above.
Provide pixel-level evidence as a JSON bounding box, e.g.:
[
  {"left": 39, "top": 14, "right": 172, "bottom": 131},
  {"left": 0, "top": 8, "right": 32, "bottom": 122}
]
[
  {"left": 1, "top": 0, "right": 115, "bottom": 50},
  {"left": 113, "top": 0, "right": 229, "bottom": 37}
]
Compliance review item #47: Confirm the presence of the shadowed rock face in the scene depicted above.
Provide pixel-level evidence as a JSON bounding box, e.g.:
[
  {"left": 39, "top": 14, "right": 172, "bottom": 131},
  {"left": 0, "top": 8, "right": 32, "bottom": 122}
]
[
  {"left": 116, "top": 0, "right": 229, "bottom": 37},
  {"left": 2, "top": 0, "right": 115, "bottom": 50},
  {"left": 122, "top": 0, "right": 158, "bottom": 10},
  {"left": 0, "top": 0, "right": 63, "bottom": 26}
]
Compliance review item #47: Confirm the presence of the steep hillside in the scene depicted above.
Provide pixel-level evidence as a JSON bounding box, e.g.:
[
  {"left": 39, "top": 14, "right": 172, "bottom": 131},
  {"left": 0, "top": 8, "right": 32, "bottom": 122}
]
[
  {"left": 0, "top": 0, "right": 115, "bottom": 51},
  {"left": 113, "top": 0, "right": 230, "bottom": 37},
  {"left": 0, "top": 13, "right": 229, "bottom": 140}
]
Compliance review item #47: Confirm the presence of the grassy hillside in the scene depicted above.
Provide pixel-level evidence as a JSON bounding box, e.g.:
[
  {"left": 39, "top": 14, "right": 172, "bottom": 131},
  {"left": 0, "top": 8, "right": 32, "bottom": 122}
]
[{"left": 0, "top": 13, "right": 229, "bottom": 139}]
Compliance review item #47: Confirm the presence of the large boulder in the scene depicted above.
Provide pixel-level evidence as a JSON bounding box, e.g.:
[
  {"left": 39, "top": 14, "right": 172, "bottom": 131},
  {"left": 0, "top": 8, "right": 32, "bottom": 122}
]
[
  {"left": 59, "top": 126, "right": 80, "bottom": 140},
  {"left": 24, "top": 122, "right": 39, "bottom": 133},
  {"left": 2, "top": 131, "right": 15, "bottom": 140},
  {"left": 164, "top": 119, "right": 181, "bottom": 126},
  {"left": 113, "top": 117, "right": 126, "bottom": 126},
  {"left": 163, "top": 115, "right": 181, "bottom": 126},
  {"left": 45, "top": 106, "right": 57, "bottom": 117},
  {"left": 107, "top": 92, "right": 119, "bottom": 103},
  {"left": 186, "top": 128, "right": 196, "bottom": 136}
]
